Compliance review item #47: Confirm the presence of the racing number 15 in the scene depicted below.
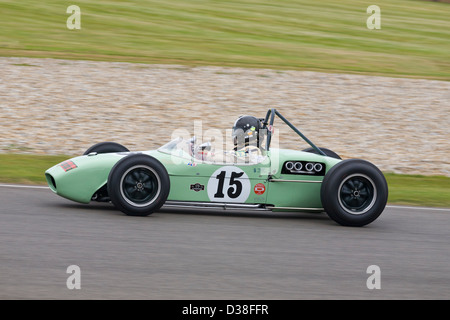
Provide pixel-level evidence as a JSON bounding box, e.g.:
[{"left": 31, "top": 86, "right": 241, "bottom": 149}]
[{"left": 214, "top": 171, "right": 244, "bottom": 198}]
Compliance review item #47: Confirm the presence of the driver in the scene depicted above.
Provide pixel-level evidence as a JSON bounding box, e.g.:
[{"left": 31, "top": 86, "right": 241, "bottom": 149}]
[
  {"left": 191, "top": 115, "right": 266, "bottom": 164},
  {"left": 230, "top": 115, "right": 265, "bottom": 164}
]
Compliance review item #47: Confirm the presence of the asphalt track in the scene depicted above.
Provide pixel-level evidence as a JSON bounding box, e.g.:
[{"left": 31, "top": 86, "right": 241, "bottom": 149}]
[{"left": 0, "top": 185, "right": 449, "bottom": 300}]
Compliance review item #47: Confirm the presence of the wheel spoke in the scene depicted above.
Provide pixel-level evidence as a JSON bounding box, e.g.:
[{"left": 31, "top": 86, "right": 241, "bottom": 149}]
[
  {"left": 356, "top": 180, "right": 364, "bottom": 190},
  {"left": 359, "top": 189, "right": 369, "bottom": 197},
  {"left": 343, "top": 195, "right": 352, "bottom": 204},
  {"left": 347, "top": 179, "right": 356, "bottom": 190},
  {"left": 144, "top": 182, "right": 154, "bottom": 192},
  {"left": 354, "top": 197, "right": 365, "bottom": 207},
  {"left": 341, "top": 185, "right": 353, "bottom": 195},
  {"left": 132, "top": 170, "right": 140, "bottom": 181},
  {"left": 124, "top": 174, "right": 135, "bottom": 185},
  {"left": 142, "top": 175, "right": 151, "bottom": 183},
  {"left": 138, "top": 170, "right": 147, "bottom": 181},
  {"left": 125, "top": 186, "right": 136, "bottom": 196},
  {"left": 124, "top": 181, "right": 135, "bottom": 188}
]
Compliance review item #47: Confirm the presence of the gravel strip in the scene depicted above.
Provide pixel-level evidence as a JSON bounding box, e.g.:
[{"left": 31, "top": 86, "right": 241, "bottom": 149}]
[{"left": 0, "top": 57, "right": 449, "bottom": 176}]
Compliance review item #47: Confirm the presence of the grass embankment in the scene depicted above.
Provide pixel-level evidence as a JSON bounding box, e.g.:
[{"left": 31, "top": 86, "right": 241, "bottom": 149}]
[
  {"left": 0, "top": 154, "right": 448, "bottom": 208},
  {"left": 384, "top": 173, "right": 450, "bottom": 208},
  {"left": 0, "top": 154, "right": 70, "bottom": 185},
  {"left": 0, "top": 0, "right": 449, "bottom": 80}
]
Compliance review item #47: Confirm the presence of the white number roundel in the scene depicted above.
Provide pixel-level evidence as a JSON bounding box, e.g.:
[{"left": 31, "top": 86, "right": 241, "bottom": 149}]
[{"left": 207, "top": 166, "right": 250, "bottom": 203}]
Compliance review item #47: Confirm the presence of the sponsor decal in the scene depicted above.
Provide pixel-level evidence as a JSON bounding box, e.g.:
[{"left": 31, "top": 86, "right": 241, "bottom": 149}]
[
  {"left": 187, "top": 161, "right": 197, "bottom": 167},
  {"left": 59, "top": 160, "right": 77, "bottom": 172},
  {"left": 254, "top": 183, "right": 266, "bottom": 195},
  {"left": 190, "top": 183, "right": 205, "bottom": 192}
]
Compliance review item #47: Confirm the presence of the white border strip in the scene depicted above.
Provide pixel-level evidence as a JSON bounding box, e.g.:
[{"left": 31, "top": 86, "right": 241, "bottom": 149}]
[
  {"left": 386, "top": 205, "right": 450, "bottom": 212},
  {"left": 0, "top": 184, "right": 49, "bottom": 189}
]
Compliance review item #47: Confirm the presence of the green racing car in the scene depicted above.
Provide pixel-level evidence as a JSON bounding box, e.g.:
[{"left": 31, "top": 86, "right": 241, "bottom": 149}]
[{"left": 45, "top": 109, "right": 388, "bottom": 227}]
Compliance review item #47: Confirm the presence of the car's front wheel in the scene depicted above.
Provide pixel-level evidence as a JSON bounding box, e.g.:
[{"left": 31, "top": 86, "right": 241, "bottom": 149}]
[
  {"left": 320, "top": 159, "right": 388, "bottom": 227},
  {"left": 107, "top": 154, "right": 170, "bottom": 216}
]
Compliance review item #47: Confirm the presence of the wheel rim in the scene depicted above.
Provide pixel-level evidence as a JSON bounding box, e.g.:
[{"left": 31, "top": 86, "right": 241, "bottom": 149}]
[
  {"left": 338, "top": 174, "right": 377, "bottom": 215},
  {"left": 119, "top": 165, "right": 161, "bottom": 207}
]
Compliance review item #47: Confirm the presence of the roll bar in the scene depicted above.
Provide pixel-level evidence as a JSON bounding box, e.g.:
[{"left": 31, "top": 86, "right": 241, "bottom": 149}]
[{"left": 262, "top": 108, "right": 326, "bottom": 156}]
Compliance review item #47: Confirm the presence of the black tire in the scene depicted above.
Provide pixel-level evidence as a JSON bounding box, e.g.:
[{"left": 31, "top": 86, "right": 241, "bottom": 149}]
[
  {"left": 320, "top": 159, "right": 388, "bottom": 227},
  {"left": 83, "top": 142, "right": 129, "bottom": 155},
  {"left": 302, "top": 147, "right": 341, "bottom": 160},
  {"left": 107, "top": 154, "right": 170, "bottom": 216}
]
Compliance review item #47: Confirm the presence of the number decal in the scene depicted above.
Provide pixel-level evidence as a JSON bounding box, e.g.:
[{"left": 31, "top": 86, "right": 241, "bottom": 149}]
[
  {"left": 214, "top": 171, "right": 226, "bottom": 198},
  {"left": 228, "top": 172, "right": 244, "bottom": 198},
  {"left": 207, "top": 166, "right": 250, "bottom": 203}
]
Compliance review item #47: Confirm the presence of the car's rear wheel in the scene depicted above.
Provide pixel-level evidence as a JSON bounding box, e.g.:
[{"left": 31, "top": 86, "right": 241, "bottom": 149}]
[
  {"left": 107, "top": 154, "right": 170, "bottom": 216},
  {"left": 83, "top": 142, "right": 129, "bottom": 155},
  {"left": 320, "top": 159, "right": 388, "bottom": 227},
  {"left": 302, "top": 147, "right": 341, "bottom": 159}
]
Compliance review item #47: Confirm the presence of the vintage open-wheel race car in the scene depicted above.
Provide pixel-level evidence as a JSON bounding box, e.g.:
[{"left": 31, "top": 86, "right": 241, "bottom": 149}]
[{"left": 45, "top": 108, "right": 388, "bottom": 226}]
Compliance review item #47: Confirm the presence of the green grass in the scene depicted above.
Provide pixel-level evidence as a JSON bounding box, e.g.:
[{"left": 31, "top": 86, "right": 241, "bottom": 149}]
[
  {"left": 0, "top": 154, "right": 70, "bottom": 185},
  {"left": 385, "top": 173, "right": 450, "bottom": 208},
  {"left": 0, "top": 0, "right": 449, "bottom": 79},
  {"left": 0, "top": 154, "right": 449, "bottom": 208}
]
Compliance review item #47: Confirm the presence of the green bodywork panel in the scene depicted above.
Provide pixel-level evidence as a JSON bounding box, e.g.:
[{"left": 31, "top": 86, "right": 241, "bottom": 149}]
[
  {"left": 266, "top": 149, "right": 340, "bottom": 209},
  {"left": 45, "top": 152, "right": 127, "bottom": 203},
  {"left": 45, "top": 148, "right": 341, "bottom": 209}
]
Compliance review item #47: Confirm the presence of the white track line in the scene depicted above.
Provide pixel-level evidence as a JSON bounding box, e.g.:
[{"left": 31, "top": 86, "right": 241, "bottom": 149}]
[
  {"left": 386, "top": 205, "right": 450, "bottom": 212},
  {"left": 0, "top": 184, "right": 49, "bottom": 189},
  {"left": 0, "top": 184, "right": 449, "bottom": 211}
]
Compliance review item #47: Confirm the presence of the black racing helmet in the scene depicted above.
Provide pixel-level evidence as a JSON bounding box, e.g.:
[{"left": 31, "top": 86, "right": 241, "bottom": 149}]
[{"left": 232, "top": 115, "right": 262, "bottom": 149}]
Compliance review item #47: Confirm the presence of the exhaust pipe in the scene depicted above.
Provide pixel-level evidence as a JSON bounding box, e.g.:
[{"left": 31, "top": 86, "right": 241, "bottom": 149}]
[{"left": 285, "top": 161, "right": 294, "bottom": 171}]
